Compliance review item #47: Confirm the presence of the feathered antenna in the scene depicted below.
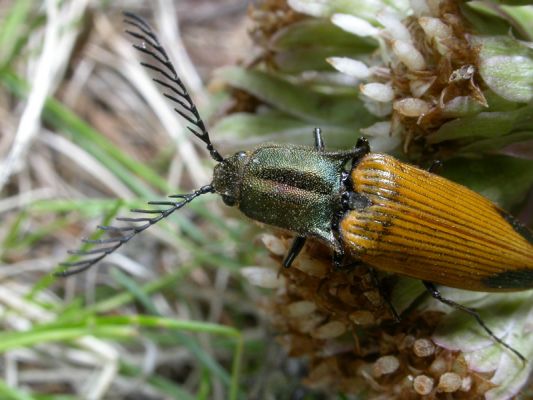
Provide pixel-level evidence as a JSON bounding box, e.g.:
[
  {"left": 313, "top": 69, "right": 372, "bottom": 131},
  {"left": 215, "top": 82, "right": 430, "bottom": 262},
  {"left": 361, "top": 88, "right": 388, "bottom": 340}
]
[
  {"left": 57, "top": 13, "right": 221, "bottom": 276},
  {"left": 57, "top": 185, "right": 214, "bottom": 276},
  {"left": 122, "top": 11, "right": 223, "bottom": 162}
]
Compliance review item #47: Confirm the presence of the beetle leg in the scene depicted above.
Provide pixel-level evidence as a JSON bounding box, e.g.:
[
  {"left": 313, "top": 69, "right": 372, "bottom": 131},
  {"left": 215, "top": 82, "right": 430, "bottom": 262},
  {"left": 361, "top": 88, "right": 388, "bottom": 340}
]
[
  {"left": 356, "top": 137, "right": 370, "bottom": 153},
  {"left": 428, "top": 160, "right": 443, "bottom": 174},
  {"left": 344, "top": 191, "right": 372, "bottom": 211},
  {"left": 283, "top": 236, "right": 307, "bottom": 268},
  {"left": 333, "top": 248, "right": 345, "bottom": 270},
  {"left": 350, "top": 137, "right": 371, "bottom": 168},
  {"left": 313, "top": 127, "right": 325, "bottom": 151},
  {"left": 369, "top": 268, "right": 401, "bottom": 322},
  {"left": 323, "top": 137, "right": 370, "bottom": 162},
  {"left": 351, "top": 137, "right": 370, "bottom": 160},
  {"left": 422, "top": 281, "right": 526, "bottom": 363}
]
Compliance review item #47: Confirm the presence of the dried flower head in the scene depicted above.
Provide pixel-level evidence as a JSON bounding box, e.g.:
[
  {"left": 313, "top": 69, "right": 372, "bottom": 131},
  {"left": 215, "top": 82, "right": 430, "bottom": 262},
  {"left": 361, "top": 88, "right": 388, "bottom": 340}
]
[
  {"left": 215, "top": 0, "right": 533, "bottom": 397},
  {"left": 330, "top": 0, "right": 489, "bottom": 158},
  {"left": 241, "top": 234, "right": 531, "bottom": 399}
]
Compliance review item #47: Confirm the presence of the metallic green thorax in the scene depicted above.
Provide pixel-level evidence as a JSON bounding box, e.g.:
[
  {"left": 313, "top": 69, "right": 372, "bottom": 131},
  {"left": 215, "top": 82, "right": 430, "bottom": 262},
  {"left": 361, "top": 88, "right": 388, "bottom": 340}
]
[{"left": 213, "top": 144, "right": 355, "bottom": 250}]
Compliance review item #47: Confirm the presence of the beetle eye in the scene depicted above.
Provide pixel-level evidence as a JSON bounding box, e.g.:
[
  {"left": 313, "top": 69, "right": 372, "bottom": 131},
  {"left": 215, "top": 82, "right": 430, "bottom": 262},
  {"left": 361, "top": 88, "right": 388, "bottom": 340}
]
[{"left": 222, "top": 194, "right": 236, "bottom": 207}]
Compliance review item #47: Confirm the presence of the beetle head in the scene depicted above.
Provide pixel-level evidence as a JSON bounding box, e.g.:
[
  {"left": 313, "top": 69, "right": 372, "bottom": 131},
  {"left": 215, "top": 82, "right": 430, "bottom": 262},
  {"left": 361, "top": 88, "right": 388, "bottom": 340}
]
[{"left": 212, "top": 151, "right": 248, "bottom": 207}]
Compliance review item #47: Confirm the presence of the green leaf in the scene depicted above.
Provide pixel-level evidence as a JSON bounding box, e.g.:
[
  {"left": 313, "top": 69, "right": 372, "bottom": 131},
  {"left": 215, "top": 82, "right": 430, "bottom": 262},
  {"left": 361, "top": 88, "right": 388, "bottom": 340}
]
[
  {"left": 217, "top": 67, "right": 375, "bottom": 125},
  {"left": 287, "top": 0, "right": 409, "bottom": 21},
  {"left": 475, "top": 35, "right": 533, "bottom": 103},
  {"left": 390, "top": 277, "right": 426, "bottom": 314},
  {"left": 212, "top": 112, "right": 362, "bottom": 150},
  {"left": 483, "top": 89, "right": 524, "bottom": 112},
  {"left": 428, "top": 104, "right": 533, "bottom": 144},
  {"left": 273, "top": 47, "right": 371, "bottom": 73},
  {"left": 0, "top": 315, "right": 244, "bottom": 400},
  {"left": 272, "top": 19, "right": 376, "bottom": 50},
  {"left": 0, "top": 379, "right": 36, "bottom": 400},
  {"left": 431, "top": 289, "right": 533, "bottom": 400},
  {"left": 501, "top": 4, "right": 533, "bottom": 41},
  {"left": 111, "top": 269, "right": 159, "bottom": 314},
  {"left": 119, "top": 362, "right": 195, "bottom": 400},
  {"left": 270, "top": 19, "right": 376, "bottom": 72},
  {"left": 440, "top": 95, "right": 485, "bottom": 118},
  {"left": 462, "top": 2, "right": 520, "bottom": 36},
  {"left": 458, "top": 131, "right": 533, "bottom": 154},
  {"left": 485, "top": 0, "right": 533, "bottom": 4},
  {"left": 0, "top": 0, "right": 33, "bottom": 67},
  {"left": 441, "top": 154, "right": 533, "bottom": 209}
]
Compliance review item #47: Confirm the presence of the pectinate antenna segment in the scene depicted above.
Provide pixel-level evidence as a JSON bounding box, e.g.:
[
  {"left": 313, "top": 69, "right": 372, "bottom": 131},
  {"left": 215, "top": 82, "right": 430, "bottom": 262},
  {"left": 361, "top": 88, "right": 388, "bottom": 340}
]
[
  {"left": 123, "top": 12, "right": 224, "bottom": 163},
  {"left": 56, "top": 185, "right": 214, "bottom": 276}
]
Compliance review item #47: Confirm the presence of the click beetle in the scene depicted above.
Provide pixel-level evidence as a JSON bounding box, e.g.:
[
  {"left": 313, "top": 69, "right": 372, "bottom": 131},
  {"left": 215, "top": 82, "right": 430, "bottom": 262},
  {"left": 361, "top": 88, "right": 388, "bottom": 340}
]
[{"left": 58, "top": 12, "right": 533, "bottom": 362}]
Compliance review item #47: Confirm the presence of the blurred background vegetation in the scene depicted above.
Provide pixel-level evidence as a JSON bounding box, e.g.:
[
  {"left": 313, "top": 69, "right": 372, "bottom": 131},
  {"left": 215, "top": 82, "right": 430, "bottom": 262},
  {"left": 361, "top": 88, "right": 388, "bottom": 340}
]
[
  {"left": 0, "top": 1, "right": 264, "bottom": 399},
  {"left": 0, "top": 0, "right": 532, "bottom": 399}
]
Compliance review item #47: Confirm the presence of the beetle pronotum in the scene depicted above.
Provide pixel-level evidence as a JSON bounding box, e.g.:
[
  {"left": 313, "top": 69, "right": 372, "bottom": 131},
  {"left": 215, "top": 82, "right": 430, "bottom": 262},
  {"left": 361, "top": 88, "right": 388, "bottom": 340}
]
[{"left": 59, "top": 13, "right": 533, "bottom": 362}]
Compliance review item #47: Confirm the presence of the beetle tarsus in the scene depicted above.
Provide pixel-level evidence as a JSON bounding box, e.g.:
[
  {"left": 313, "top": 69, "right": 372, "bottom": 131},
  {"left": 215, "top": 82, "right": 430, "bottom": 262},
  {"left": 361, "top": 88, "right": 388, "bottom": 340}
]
[
  {"left": 283, "top": 236, "right": 307, "bottom": 268},
  {"left": 422, "top": 281, "right": 526, "bottom": 363},
  {"left": 348, "top": 137, "right": 370, "bottom": 168},
  {"left": 356, "top": 137, "right": 370, "bottom": 154},
  {"left": 343, "top": 192, "right": 372, "bottom": 211}
]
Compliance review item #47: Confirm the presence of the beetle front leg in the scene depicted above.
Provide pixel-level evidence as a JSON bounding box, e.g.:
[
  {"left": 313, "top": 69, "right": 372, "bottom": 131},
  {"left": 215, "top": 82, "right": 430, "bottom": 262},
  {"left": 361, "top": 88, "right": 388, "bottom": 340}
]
[
  {"left": 422, "top": 281, "right": 525, "bottom": 362},
  {"left": 283, "top": 236, "right": 307, "bottom": 268}
]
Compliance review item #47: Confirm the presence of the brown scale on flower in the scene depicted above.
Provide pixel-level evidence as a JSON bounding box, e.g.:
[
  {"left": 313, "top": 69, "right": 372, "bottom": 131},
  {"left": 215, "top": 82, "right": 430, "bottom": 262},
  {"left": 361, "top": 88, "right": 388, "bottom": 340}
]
[
  {"left": 231, "top": 0, "right": 492, "bottom": 162},
  {"left": 214, "top": 1, "right": 306, "bottom": 116},
  {"left": 381, "top": 0, "right": 487, "bottom": 157},
  {"left": 221, "top": 88, "right": 261, "bottom": 115},
  {"left": 245, "top": 234, "right": 497, "bottom": 399},
  {"left": 247, "top": 0, "right": 305, "bottom": 68}
]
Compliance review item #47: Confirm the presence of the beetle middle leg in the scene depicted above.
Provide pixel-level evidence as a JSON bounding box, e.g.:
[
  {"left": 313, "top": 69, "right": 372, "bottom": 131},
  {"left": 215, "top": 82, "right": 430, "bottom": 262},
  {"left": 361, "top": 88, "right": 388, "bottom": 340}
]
[
  {"left": 422, "top": 281, "right": 526, "bottom": 362},
  {"left": 283, "top": 236, "right": 306, "bottom": 268}
]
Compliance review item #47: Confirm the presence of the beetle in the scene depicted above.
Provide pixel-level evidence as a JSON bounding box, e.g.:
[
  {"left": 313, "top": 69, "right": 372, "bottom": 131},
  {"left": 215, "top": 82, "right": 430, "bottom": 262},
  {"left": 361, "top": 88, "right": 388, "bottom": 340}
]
[{"left": 59, "top": 12, "right": 533, "bottom": 362}]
